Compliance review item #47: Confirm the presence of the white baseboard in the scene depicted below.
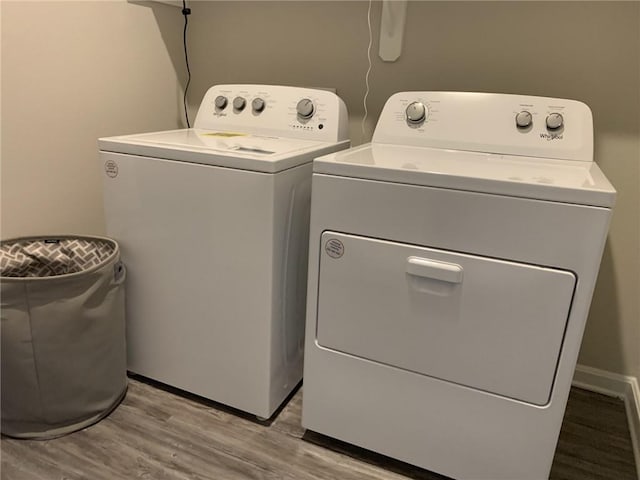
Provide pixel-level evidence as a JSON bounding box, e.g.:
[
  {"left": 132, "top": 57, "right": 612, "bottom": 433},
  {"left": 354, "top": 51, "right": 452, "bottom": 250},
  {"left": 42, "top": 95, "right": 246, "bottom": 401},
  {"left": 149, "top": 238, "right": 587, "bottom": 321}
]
[{"left": 573, "top": 364, "right": 640, "bottom": 478}]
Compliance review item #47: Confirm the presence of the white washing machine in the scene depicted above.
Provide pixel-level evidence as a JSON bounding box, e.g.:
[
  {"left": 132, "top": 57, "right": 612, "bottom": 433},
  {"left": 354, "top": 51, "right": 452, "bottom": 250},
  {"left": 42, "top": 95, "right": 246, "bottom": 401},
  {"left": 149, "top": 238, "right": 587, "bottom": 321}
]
[
  {"left": 99, "top": 84, "right": 349, "bottom": 419},
  {"left": 302, "top": 92, "right": 615, "bottom": 479}
]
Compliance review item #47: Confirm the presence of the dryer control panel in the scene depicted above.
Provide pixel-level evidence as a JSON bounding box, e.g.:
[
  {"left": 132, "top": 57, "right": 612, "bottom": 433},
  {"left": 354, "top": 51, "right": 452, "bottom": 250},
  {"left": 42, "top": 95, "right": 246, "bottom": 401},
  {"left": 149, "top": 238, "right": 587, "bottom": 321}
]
[
  {"left": 372, "top": 92, "right": 593, "bottom": 162},
  {"left": 194, "top": 85, "right": 349, "bottom": 143}
]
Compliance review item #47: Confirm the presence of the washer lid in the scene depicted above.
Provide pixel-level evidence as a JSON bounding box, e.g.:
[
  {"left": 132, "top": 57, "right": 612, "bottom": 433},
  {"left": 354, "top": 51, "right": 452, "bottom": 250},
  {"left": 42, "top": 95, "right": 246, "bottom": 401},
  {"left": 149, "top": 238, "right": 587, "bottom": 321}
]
[
  {"left": 314, "top": 143, "right": 616, "bottom": 207},
  {"left": 99, "top": 129, "right": 348, "bottom": 173}
]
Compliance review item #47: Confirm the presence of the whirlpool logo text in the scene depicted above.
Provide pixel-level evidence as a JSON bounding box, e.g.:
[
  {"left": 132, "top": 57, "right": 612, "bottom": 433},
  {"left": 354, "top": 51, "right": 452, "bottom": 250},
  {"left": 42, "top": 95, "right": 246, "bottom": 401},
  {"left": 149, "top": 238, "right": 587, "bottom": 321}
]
[{"left": 540, "top": 133, "right": 564, "bottom": 141}]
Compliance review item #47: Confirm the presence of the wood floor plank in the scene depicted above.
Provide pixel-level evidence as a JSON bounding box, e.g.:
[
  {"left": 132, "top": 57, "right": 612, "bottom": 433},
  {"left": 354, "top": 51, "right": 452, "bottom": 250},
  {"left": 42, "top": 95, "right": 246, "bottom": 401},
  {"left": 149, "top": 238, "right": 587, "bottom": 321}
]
[
  {"left": 549, "top": 388, "right": 637, "bottom": 480},
  {"left": 1, "top": 378, "right": 636, "bottom": 480}
]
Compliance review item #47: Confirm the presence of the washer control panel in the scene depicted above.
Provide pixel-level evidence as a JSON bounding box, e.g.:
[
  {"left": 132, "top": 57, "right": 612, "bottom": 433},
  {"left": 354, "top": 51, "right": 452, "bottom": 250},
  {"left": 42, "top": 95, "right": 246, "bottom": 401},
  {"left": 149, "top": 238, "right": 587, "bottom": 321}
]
[
  {"left": 373, "top": 92, "right": 593, "bottom": 162},
  {"left": 194, "top": 85, "right": 349, "bottom": 142}
]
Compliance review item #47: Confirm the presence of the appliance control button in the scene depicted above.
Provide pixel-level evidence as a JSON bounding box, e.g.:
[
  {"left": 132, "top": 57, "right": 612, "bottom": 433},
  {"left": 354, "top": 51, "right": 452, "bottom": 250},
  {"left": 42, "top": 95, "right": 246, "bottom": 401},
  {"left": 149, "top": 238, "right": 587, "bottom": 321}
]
[
  {"left": 233, "top": 96, "right": 246, "bottom": 111},
  {"left": 296, "top": 98, "right": 315, "bottom": 120},
  {"left": 406, "top": 101, "right": 427, "bottom": 124},
  {"left": 515, "top": 110, "right": 533, "bottom": 128},
  {"left": 546, "top": 112, "right": 564, "bottom": 130},
  {"left": 252, "top": 98, "right": 266, "bottom": 113},
  {"left": 214, "top": 95, "right": 228, "bottom": 109}
]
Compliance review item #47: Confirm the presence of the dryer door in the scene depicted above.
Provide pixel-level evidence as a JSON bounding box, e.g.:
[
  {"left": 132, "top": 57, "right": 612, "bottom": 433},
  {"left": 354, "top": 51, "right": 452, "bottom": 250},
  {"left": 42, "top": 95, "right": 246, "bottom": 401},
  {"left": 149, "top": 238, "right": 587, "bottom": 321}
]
[{"left": 315, "top": 232, "right": 576, "bottom": 406}]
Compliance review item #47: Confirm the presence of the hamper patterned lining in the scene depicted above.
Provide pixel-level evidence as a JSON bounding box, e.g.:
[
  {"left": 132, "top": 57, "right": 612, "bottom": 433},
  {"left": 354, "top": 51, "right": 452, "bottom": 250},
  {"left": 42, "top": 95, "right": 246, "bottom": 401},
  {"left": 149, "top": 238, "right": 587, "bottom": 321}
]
[{"left": 0, "top": 238, "right": 116, "bottom": 278}]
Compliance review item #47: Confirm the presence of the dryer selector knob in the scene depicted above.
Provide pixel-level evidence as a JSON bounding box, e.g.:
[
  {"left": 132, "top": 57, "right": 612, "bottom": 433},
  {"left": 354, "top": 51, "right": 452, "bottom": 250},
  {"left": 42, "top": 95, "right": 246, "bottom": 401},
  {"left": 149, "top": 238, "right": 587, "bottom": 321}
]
[
  {"left": 252, "top": 98, "right": 266, "bottom": 113},
  {"left": 546, "top": 112, "right": 564, "bottom": 130},
  {"left": 215, "top": 95, "right": 228, "bottom": 109},
  {"left": 406, "top": 102, "right": 427, "bottom": 124},
  {"left": 296, "top": 99, "right": 315, "bottom": 120},
  {"left": 233, "top": 96, "right": 246, "bottom": 111},
  {"left": 515, "top": 111, "right": 533, "bottom": 128}
]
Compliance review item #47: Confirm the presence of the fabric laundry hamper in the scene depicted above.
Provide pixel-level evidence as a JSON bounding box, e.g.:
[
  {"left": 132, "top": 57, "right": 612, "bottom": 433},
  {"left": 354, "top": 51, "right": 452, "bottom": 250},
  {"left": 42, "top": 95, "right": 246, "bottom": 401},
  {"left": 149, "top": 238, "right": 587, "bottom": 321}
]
[{"left": 0, "top": 235, "right": 127, "bottom": 439}]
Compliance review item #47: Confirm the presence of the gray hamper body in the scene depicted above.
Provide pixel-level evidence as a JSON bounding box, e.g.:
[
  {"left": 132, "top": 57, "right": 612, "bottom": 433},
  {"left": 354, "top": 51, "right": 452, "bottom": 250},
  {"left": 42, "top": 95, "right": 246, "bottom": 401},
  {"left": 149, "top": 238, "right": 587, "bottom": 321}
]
[{"left": 1, "top": 235, "right": 127, "bottom": 439}]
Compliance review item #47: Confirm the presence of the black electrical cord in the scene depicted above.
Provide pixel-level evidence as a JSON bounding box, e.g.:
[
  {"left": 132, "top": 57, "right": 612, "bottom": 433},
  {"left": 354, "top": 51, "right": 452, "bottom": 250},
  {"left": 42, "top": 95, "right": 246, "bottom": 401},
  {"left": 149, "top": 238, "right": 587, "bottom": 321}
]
[{"left": 182, "top": 1, "right": 192, "bottom": 128}]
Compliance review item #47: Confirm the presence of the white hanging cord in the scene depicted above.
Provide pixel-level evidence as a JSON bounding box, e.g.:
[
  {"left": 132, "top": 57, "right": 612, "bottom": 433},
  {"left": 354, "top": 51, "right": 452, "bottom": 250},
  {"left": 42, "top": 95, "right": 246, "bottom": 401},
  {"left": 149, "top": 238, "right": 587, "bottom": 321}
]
[{"left": 361, "top": 0, "right": 373, "bottom": 142}]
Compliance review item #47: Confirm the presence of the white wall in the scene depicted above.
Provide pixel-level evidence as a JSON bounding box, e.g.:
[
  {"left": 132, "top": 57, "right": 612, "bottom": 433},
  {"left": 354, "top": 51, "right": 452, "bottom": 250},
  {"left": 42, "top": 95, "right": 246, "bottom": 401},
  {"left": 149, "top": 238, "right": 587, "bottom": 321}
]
[
  {"left": 186, "top": 1, "right": 640, "bottom": 381},
  {"left": 1, "top": 0, "right": 186, "bottom": 238}
]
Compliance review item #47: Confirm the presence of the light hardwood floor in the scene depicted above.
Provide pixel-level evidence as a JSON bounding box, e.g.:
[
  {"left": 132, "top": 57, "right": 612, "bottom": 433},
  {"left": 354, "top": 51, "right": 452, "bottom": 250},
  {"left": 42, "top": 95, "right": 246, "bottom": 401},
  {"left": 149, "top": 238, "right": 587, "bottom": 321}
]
[{"left": 1, "top": 377, "right": 637, "bottom": 480}]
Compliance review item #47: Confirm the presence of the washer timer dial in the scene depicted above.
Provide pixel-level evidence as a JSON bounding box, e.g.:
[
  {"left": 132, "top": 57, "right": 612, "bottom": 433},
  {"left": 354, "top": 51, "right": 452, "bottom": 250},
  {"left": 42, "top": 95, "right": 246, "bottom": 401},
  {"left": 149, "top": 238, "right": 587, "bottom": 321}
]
[
  {"left": 296, "top": 99, "right": 315, "bottom": 120},
  {"left": 406, "top": 102, "right": 427, "bottom": 125}
]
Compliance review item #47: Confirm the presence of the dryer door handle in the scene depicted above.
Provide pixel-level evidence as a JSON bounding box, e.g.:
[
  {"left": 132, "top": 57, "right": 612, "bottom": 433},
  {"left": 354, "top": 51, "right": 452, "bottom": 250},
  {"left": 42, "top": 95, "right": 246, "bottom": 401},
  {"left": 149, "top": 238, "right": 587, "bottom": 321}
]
[{"left": 406, "top": 257, "right": 463, "bottom": 284}]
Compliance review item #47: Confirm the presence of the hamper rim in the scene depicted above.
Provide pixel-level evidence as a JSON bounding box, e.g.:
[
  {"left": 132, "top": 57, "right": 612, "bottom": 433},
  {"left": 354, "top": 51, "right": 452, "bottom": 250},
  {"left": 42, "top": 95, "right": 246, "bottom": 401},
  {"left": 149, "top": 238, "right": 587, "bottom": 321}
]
[{"left": 0, "top": 234, "right": 120, "bottom": 282}]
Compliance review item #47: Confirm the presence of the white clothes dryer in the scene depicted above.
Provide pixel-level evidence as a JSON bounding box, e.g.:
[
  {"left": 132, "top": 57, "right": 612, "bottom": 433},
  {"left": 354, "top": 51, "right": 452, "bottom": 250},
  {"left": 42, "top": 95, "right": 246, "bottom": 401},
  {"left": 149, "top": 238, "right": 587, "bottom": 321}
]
[
  {"left": 99, "top": 84, "right": 349, "bottom": 419},
  {"left": 302, "top": 92, "right": 615, "bottom": 479}
]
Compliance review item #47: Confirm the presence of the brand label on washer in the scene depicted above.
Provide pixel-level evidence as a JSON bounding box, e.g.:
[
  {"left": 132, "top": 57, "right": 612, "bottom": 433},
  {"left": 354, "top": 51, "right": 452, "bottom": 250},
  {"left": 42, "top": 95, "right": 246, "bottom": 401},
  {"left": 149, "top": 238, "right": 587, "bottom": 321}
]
[
  {"left": 540, "top": 132, "right": 564, "bottom": 141},
  {"left": 325, "top": 238, "right": 344, "bottom": 259},
  {"left": 104, "top": 160, "right": 118, "bottom": 178}
]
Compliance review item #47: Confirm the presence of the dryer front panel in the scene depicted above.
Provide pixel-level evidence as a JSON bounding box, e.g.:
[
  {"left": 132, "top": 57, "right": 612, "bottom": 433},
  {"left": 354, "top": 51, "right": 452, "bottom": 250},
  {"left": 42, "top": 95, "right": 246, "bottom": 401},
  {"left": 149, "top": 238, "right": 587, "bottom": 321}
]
[{"left": 315, "top": 232, "right": 576, "bottom": 406}]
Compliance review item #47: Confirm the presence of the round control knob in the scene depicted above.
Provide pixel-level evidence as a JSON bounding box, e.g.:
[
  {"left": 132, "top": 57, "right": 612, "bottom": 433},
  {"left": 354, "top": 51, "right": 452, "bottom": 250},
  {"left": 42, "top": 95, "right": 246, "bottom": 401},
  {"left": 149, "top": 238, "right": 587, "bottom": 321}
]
[
  {"left": 515, "top": 111, "right": 533, "bottom": 128},
  {"left": 252, "top": 98, "right": 266, "bottom": 113},
  {"left": 233, "top": 96, "right": 246, "bottom": 111},
  {"left": 546, "top": 112, "right": 564, "bottom": 130},
  {"left": 296, "top": 98, "right": 315, "bottom": 120},
  {"left": 214, "top": 95, "right": 228, "bottom": 109},
  {"left": 405, "top": 101, "right": 427, "bottom": 124}
]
